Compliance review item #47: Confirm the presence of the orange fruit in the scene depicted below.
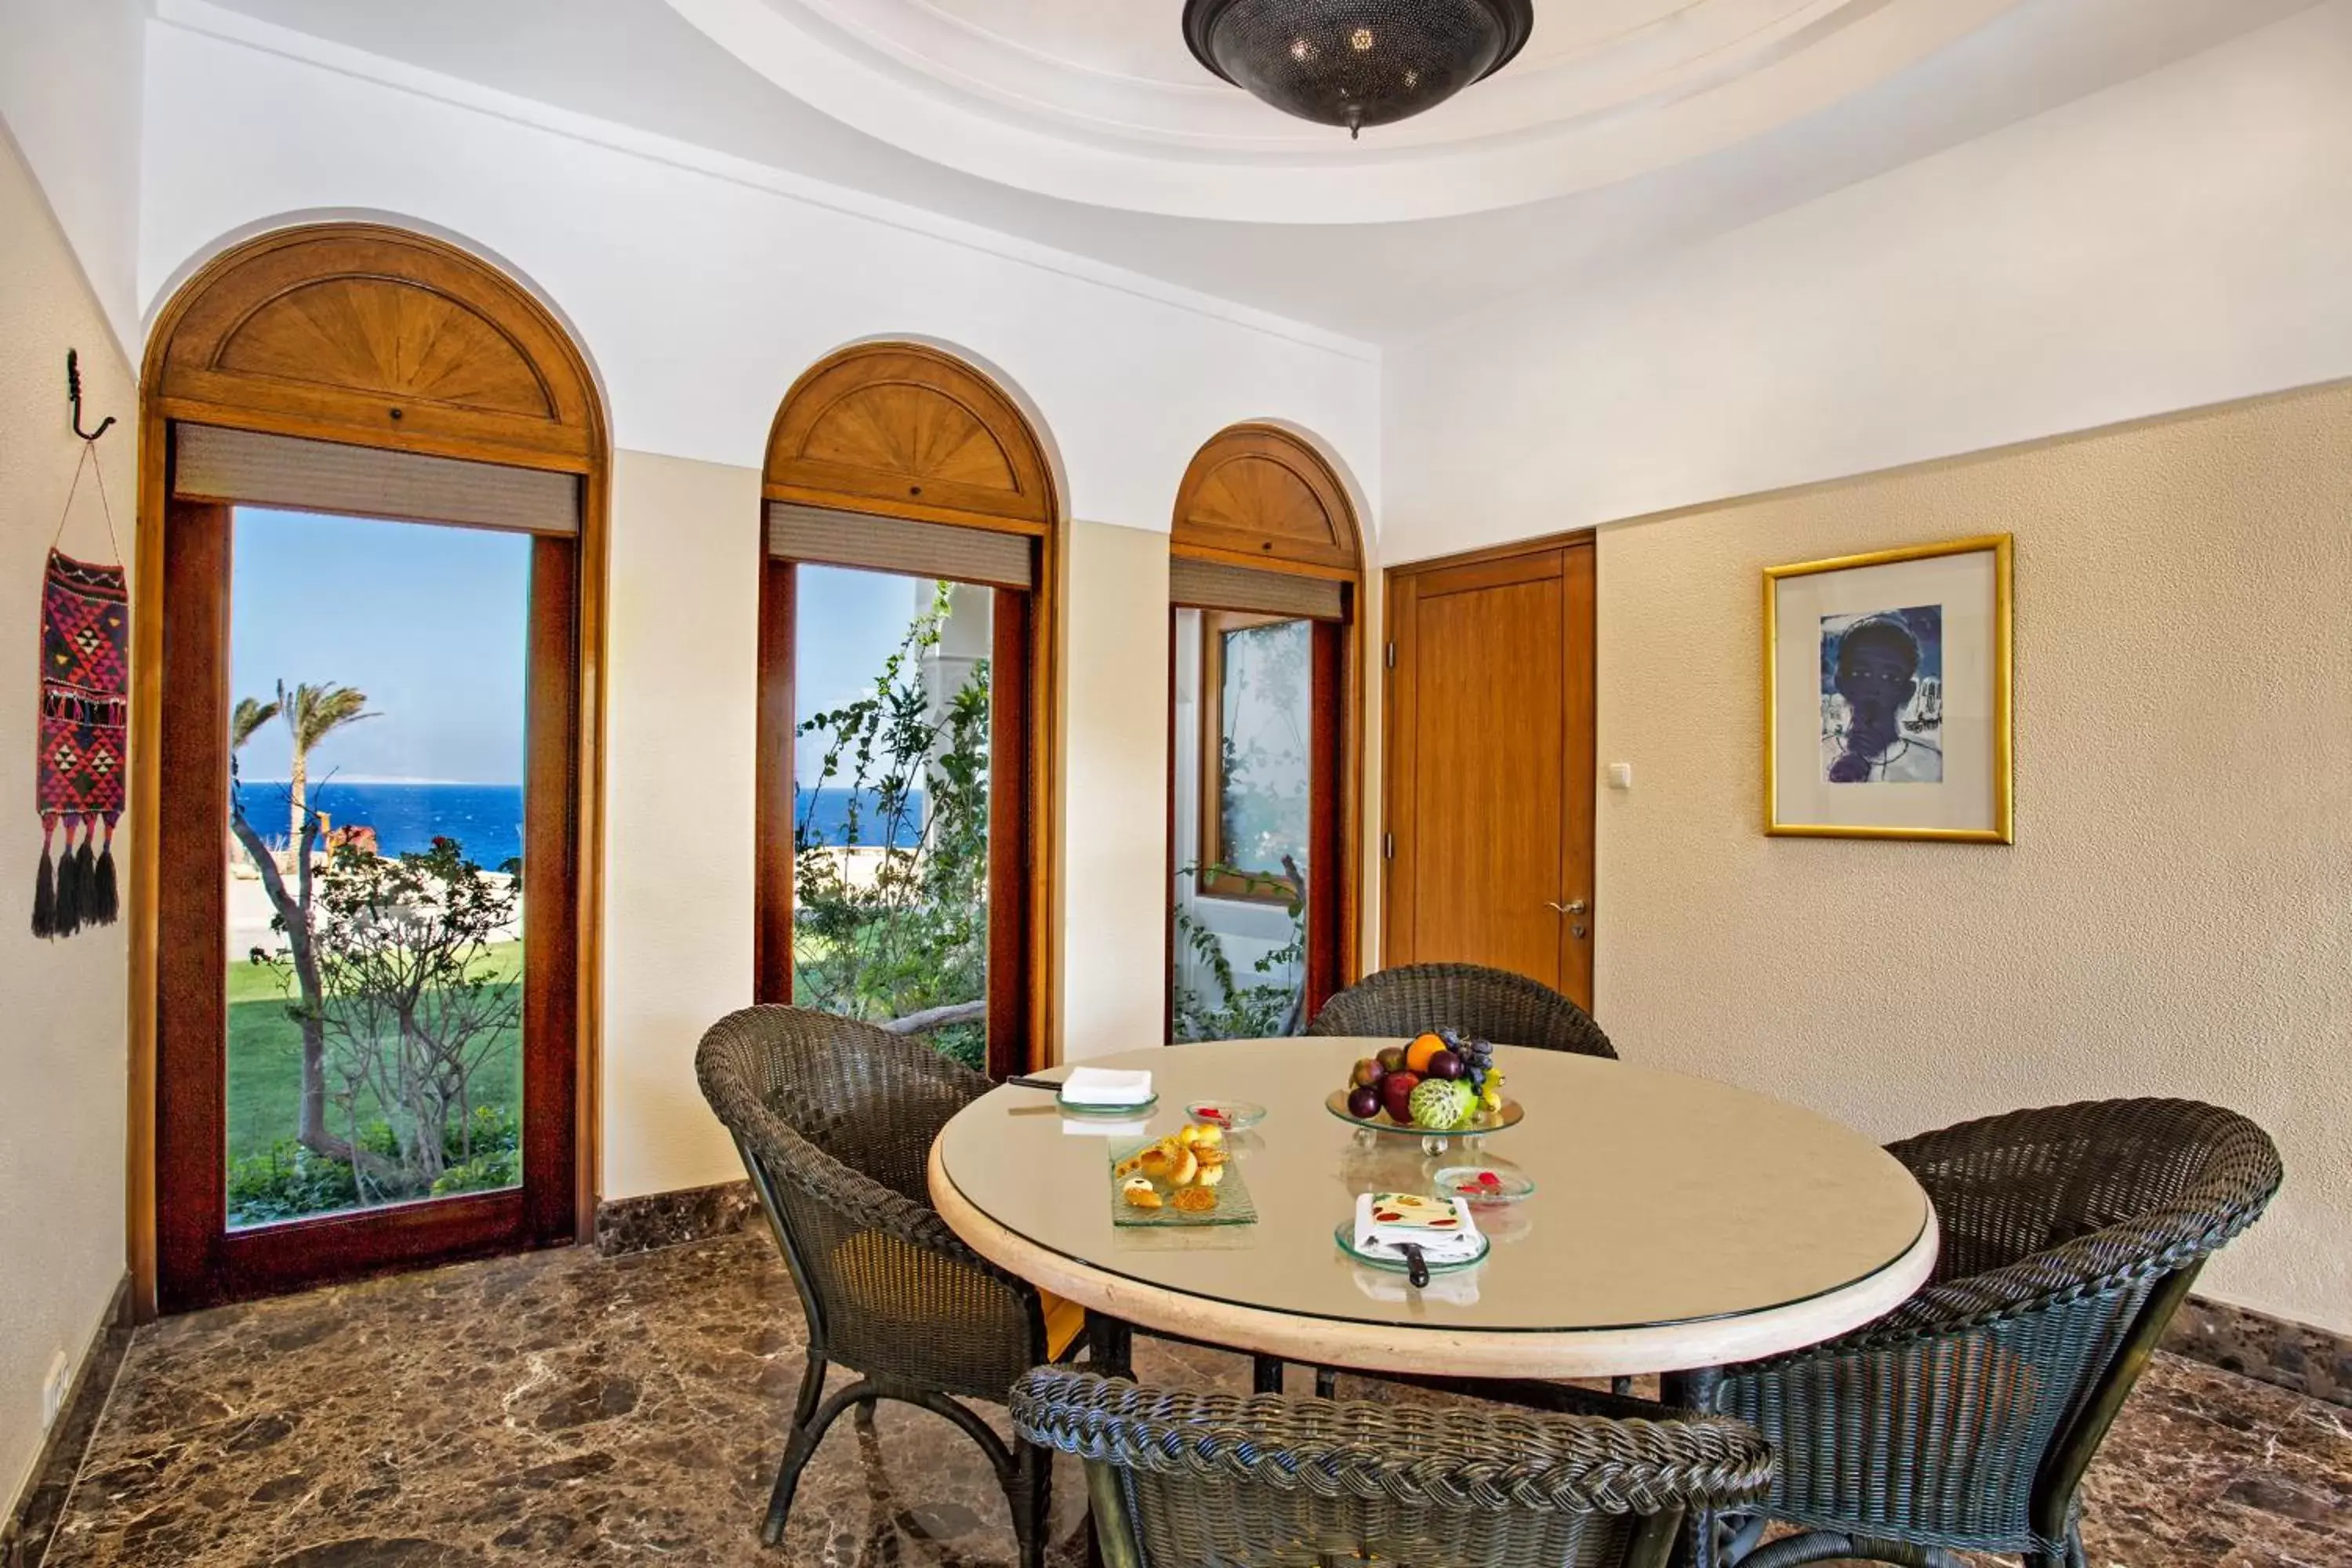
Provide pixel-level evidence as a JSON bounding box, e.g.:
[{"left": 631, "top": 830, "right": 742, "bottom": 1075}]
[{"left": 1404, "top": 1032, "right": 1446, "bottom": 1073}]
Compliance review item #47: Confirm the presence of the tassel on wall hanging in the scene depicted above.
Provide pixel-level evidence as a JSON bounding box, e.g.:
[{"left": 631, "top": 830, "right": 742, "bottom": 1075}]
[{"left": 33, "top": 352, "right": 127, "bottom": 939}]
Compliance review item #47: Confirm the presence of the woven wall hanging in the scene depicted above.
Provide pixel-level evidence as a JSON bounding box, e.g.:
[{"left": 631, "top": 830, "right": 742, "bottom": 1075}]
[{"left": 32, "top": 436, "right": 127, "bottom": 939}]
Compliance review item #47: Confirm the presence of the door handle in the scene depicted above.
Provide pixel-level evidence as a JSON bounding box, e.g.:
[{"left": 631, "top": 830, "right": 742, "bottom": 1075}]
[{"left": 1545, "top": 899, "right": 1588, "bottom": 915}]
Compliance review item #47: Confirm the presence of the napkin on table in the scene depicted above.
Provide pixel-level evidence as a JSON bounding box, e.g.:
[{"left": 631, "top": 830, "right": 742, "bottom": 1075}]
[
  {"left": 1353, "top": 1192, "right": 1483, "bottom": 1265},
  {"left": 1058, "top": 1066, "right": 1154, "bottom": 1107}
]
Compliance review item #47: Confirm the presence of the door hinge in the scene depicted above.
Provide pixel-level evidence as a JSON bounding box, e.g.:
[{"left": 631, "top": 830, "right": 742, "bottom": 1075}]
[
  {"left": 1385, "top": 641, "right": 1396, "bottom": 670},
  {"left": 1383, "top": 833, "right": 1394, "bottom": 859}
]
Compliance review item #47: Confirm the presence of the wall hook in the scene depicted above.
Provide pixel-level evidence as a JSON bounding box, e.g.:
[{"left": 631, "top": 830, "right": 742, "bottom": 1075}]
[{"left": 67, "top": 349, "right": 117, "bottom": 443}]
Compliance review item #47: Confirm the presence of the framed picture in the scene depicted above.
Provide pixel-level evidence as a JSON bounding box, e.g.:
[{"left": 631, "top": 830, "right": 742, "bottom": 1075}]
[{"left": 1764, "top": 535, "right": 2013, "bottom": 843}]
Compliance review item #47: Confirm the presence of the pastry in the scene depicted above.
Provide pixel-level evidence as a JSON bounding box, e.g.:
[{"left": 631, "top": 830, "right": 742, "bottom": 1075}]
[
  {"left": 1171, "top": 1187, "right": 1218, "bottom": 1214},
  {"left": 1121, "top": 1178, "right": 1163, "bottom": 1210},
  {"left": 1194, "top": 1160, "right": 1225, "bottom": 1188},
  {"left": 1169, "top": 1147, "right": 1200, "bottom": 1187}
]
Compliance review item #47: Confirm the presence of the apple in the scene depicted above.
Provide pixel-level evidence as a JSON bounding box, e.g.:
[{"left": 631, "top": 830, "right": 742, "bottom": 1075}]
[
  {"left": 1345, "top": 1085, "right": 1381, "bottom": 1120},
  {"left": 1380, "top": 1070, "right": 1422, "bottom": 1123},
  {"left": 1376, "top": 1046, "right": 1408, "bottom": 1074},
  {"left": 1425, "top": 1049, "right": 1464, "bottom": 1081},
  {"left": 1351, "top": 1057, "right": 1384, "bottom": 1088}
]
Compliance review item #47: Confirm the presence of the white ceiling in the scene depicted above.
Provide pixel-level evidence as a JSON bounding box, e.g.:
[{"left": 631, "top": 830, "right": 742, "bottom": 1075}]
[
  {"left": 670, "top": 0, "right": 2039, "bottom": 220},
  {"left": 175, "top": 0, "right": 2318, "bottom": 343}
]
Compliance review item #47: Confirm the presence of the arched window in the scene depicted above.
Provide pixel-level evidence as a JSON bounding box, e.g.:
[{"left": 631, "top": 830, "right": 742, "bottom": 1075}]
[
  {"left": 1167, "top": 423, "right": 1365, "bottom": 1040},
  {"left": 755, "top": 343, "right": 1059, "bottom": 1079},
  {"left": 137, "top": 223, "right": 606, "bottom": 1312}
]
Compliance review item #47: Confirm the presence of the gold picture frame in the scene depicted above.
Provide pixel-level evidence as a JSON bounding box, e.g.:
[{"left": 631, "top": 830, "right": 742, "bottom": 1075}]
[{"left": 1763, "top": 534, "right": 2013, "bottom": 843}]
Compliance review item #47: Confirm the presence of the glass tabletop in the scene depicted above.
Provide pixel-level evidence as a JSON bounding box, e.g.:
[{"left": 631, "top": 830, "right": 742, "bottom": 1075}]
[{"left": 935, "top": 1038, "right": 1931, "bottom": 1337}]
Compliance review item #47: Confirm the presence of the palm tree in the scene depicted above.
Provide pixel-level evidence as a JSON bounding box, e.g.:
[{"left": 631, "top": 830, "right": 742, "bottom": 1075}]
[
  {"left": 278, "top": 681, "right": 375, "bottom": 849},
  {"left": 227, "top": 684, "right": 376, "bottom": 1166},
  {"left": 230, "top": 695, "right": 281, "bottom": 757}
]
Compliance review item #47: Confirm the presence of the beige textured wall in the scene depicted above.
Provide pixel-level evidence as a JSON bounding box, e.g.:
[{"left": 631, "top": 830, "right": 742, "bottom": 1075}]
[
  {"left": 0, "top": 128, "right": 132, "bottom": 1512},
  {"left": 600, "top": 451, "right": 763, "bottom": 1201},
  {"left": 1593, "top": 382, "right": 2352, "bottom": 1334},
  {"left": 1058, "top": 521, "right": 1172, "bottom": 1062}
]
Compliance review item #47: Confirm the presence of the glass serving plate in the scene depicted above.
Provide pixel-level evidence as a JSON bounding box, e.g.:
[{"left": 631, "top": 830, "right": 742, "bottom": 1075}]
[
  {"left": 1109, "top": 1138, "right": 1258, "bottom": 1228},
  {"left": 1323, "top": 1089, "right": 1523, "bottom": 1154}
]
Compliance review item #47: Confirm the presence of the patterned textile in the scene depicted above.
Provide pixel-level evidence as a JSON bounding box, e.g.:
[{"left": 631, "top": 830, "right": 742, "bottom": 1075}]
[{"left": 33, "top": 549, "right": 128, "bottom": 937}]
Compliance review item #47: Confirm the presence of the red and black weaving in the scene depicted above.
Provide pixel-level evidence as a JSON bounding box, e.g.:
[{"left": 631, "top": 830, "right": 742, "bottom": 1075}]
[{"left": 33, "top": 549, "right": 128, "bottom": 937}]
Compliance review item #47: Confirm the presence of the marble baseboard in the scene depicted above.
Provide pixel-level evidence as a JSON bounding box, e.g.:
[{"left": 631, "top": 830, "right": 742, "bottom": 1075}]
[
  {"left": 592, "top": 1179, "right": 761, "bottom": 1257},
  {"left": 2, "top": 1275, "right": 132, "bottom": 1568},
  {"left": 2164, "top": 1294, "right": 2352, "bottom": 1410}
]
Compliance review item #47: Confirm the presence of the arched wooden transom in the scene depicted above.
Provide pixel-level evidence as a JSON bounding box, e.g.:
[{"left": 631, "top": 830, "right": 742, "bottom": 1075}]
[
  {"left": 765, "top": 343, "right": 1056, "bottom": 531},
  {"left": 147, "top": 224, "right": 602, "bottom": 472},
  {"left": 1172, "top": 423, "right": 1361, "bottom": 575}
]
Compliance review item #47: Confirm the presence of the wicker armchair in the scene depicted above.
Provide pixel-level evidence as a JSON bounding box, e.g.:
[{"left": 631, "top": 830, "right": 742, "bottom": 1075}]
[
  {"left": 1713, "top": 1098, "right": 2282, "bottom": 1568},
  {"left": 1307, "top": 963, "right": 1617, "bottom": 1059},
  {"left": 697, "top": 1005, "right": 1086, "bottom": 1560},
  {"left": 1011, "top": 1367, "right": 1774, "bottom": 1568}
]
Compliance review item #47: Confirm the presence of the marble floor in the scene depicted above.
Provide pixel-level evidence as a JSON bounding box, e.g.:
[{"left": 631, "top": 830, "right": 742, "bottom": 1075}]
[{"left": 31, "top": 1228, "right": 2352, "bottom": 1567}]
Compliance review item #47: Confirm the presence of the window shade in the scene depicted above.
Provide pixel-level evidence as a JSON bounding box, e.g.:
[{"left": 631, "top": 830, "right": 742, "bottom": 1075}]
[
  {"left": 1170, "top": 556, "right": 1345, "bottom": 620},
  {"left": 767, "top": 503, "right": 1034, "bottom": 590},
  {"left": 172, "top": 425, "right": 580, "bottom": 535}
]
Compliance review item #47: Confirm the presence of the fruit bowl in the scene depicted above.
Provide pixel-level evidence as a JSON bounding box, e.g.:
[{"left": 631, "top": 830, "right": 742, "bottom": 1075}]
[
  {"left": 1324, "top": 1088, "right": 1523, "bottom": 1141},
  {"left": 1330, "top": 1029, "right": 1520, "bottom": 1151}
]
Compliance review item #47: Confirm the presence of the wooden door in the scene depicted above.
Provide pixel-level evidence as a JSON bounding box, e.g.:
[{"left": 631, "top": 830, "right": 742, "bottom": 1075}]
[
  {"left": 154, "top": 499, "right": 581, "bottom": 1312},
  {"left": 1384, "top": 539, "right": 1595, "bottom": 1007}
]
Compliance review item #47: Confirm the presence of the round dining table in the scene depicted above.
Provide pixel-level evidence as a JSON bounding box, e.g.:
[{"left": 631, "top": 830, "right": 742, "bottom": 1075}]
[{"left": 929, "top": 1038, "right": 1936, "bottom": 1381}]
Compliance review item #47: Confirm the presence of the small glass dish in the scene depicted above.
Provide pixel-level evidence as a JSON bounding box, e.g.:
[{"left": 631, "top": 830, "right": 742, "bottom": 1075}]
[
  {"left": 1432, "top": 1163, "right": 1537, "bottom": 1206},
  {"left": 1058, "top": 1092, "right": 1157, "bottom": 1119},
  {"left": 1185, "top": 1099, "right": 1267, "bottom": 1131},
  {"left": 1333, "top": 1221, "right": 1490, "bottom": 1274}
]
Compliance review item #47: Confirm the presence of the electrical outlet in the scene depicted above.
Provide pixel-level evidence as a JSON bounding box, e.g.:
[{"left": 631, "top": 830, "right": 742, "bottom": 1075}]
[{"left": 41, "top": 1349, "right": 70, "bottom": 1429}]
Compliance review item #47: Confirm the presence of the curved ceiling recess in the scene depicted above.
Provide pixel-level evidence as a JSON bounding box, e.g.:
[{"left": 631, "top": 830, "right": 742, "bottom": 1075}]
[{"left": 662, "top": 0, "right": 2025, "bottom": 223}]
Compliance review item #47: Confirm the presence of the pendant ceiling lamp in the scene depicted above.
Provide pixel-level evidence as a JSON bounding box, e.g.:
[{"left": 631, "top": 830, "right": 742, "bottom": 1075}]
[{"left": 1183, "top": 0, "right": 1534, "bottom": 139}]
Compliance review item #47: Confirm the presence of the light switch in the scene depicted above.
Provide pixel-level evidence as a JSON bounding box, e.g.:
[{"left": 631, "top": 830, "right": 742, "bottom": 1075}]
[{"left": 1606, "top": 762, "right": 1634, "bottom": 791}]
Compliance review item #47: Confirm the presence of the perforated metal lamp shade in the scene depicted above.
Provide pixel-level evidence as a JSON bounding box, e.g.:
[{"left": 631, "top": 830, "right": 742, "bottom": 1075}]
[{"left": 1184, "top": 0, "right": 1534, "bottom": 137}]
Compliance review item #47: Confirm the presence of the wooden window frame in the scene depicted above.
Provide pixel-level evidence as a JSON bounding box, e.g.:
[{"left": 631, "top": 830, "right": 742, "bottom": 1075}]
[
  {"left": 1167, "top": 424, "right": 1367, "bottom": 1034},
  {"left": 753, "top": 343, "right": 1061, "bottom": 1080},
  {"left": 131, "top": 225, "right": 608, "bottom": 1317}
]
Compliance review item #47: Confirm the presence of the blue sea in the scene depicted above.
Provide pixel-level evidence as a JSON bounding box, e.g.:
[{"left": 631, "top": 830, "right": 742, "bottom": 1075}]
[
  {"left": 235, "top": 781, "right": 525, "bottom": 862},
  {"left": 232, "top": 782, "right": 924, "bottom": 858},
  {"left": 795, "top": 786, "right": 927, "bottom": 850}
]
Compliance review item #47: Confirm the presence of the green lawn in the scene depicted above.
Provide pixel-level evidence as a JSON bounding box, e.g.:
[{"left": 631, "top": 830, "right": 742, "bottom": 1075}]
[{"left": 226, "top": 942, "right": 524, "bottom": 1162}]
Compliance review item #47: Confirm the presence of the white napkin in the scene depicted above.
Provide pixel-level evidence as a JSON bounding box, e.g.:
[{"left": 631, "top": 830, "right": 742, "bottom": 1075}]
[
  {"left": 1353, "top": 1192, "right": 1483, "bottom": 1265},
  {"left": 1059, "top": 1066, "right": 1154, "bottom": 1107}
]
